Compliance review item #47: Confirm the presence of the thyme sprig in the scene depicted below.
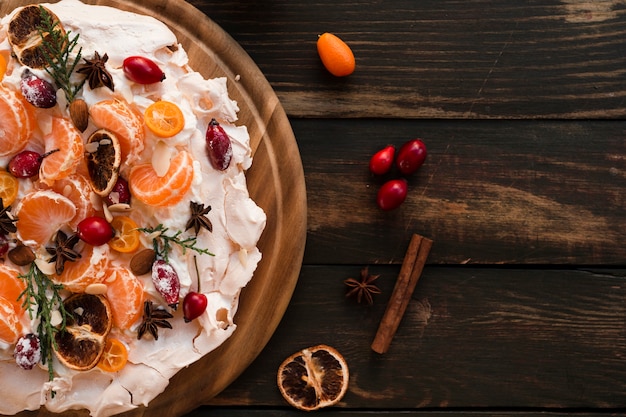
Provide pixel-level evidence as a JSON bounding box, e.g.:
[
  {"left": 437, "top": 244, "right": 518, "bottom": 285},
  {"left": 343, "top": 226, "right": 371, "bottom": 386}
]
[
  {"left": 36, "top": 5, "right": 86, "bottom": 102},
  {"left": 18, "top": 262, "right": 70, "bottom": 388},
  {"left": 139, "top": 224, "right": 214, "bottom": 262}
]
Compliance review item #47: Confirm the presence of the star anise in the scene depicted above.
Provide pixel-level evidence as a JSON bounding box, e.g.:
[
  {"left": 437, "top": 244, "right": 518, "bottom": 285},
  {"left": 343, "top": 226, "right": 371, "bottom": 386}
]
[
  {"left": 76, "top": 51, "right": 114, "bottom": 91},
  {"left": 137, "top": 301, "right": 173, "bottom": 340},
  {"left": 0, "top": 200, "right": 17, "bottom": 235},
  {"left": 185, "top": 201, "right": 213, "bottom": 235},
  {"left": 46, "top": 231, "right": 81, "bottom": 275},
  {"left": 344, "top": 266, "right": 382, "bottom": 305}
]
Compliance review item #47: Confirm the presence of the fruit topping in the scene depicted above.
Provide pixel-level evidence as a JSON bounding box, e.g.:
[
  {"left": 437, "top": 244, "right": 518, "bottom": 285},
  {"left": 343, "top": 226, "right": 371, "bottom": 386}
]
[
  {"left": 7, "top": 5, "right": 65, "bottom": 69},
  {"left": 104, "top": 177, "right": 131, "bottom": 205},
  {"left": 151, "top": 259, "right": 180, "bottom": 309},
  {"left": 144, "top": 100, "right": 185, "bottom": 138},
  {"left": 316, "top": 33, "right": 356, "bottom": 77},
  {"left": 97, "top": 338, "right": 128, "bottom": 372},
  {"left": 108, "top": 215, "right": 140, "bottom": 253},
  {"left": 277, "top": 344, "right": 349, "bottom": 411},
  {"left": 53, "top": 293, "right": 112, "bottom": 371},
  {"left": 76, "top": 51, "right": 114, "bottom": 91},
  {"left": 14, "top": 333, "right": 42, "bottom": 370},
  {"left": 0, "top": 169, "right": 19, "bottom": 207},
  {"left": 0, "top": 85, "right": 35, "bottom": 158},
  {"left": 183, "top": 291, "right": 208, "bottom": 323},
  {"left": 205, "top": 118, "right": 232, "bottom": 171},
  {"left": 123, "top": 56, "right": 166, "bottom": 84},
  {"left": 85, "top": 129, "right": 122, "bottom": 196},
  {"left": 8, "top": 149, "right": 58, "bottom": 179},
  {"left": 77, "top": 216, "right": 114, "bottom": 246},
  {"left": 20, "top": 70, "right": 57, "bottom": 108}
]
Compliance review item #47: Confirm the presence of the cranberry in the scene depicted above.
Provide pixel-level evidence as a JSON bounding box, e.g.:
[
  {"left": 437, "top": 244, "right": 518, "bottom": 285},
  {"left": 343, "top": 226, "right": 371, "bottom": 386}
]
[
  {"left": 8, "top": 149, "right": 59, "bottom": 178},
  {"left": 20, "top": 70, "right": 57, "bottom": 108},
  {"left": 76, "top": 216, "right": 114, "bottom": 246},
  {"left": 369, "top": 145, "right": 395, "bottom": 175},
  {"left": 396, "top": 139, "right": 427, "bottom": 175},
  {"left": 0, "top": 234, "right": 9, "bottom": 259},
  {"left": 152, "top": 260, "right": 181, "bottom": 309},
  {"left": 183, "top": 291, "right": 208, "bottom": 322},
  {"left": 205, "top": 119, "right": 232, "bottom": 171},
  {"left": 377, "top": 178, "right": 408, "bottom": 211},
  {"left": 14, "top": 333, "right": 41, "bottom": 370},
  {"left": 104, "top": 177, "right": 131, "bottom": 205},
  {"left": 123, "top": 56, "right": 166, "bottom": 84}
]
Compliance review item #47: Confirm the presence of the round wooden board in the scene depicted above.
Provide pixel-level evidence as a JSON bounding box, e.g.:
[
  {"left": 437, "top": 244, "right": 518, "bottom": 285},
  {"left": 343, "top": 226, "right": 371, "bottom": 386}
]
[{"left": 0, "top": 0, "right": 307, "bottom": 416}]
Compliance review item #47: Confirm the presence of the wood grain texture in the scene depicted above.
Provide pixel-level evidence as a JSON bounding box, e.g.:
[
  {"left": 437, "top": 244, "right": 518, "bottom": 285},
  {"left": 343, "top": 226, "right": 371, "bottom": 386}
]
[
  {"left": 195, "top": 265, "right": 626, "bottom": 410},
  {"left": 293, "top": 119, "right": 626, "bottom": 265},
  {"left": 188, "top": 0, "right": 626, "bottom": 119},
  {"left": 0, "top": 1, "right": 306, "bottom": 416}
]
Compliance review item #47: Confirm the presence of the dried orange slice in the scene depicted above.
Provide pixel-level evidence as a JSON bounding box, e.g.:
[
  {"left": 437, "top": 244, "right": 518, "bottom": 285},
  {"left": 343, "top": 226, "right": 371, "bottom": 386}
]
[
  {"left": 108, "top": 216, "right": 140, "bottom": 253},
  {"left": 7, "top": 5, "right": 65, "bottom": 69},
  {"left": 277, "top": 344, "right": 349, "bottom": 411},
  {"left": 0, "top": 169, "right": 19, "bottom": 207},
  {"left": 54, "top": 293, "right": 112, "bottom": 371},
  {"left": 85, "top": 129, "right": 122, "bottom": 196},
  {"left": 97, "top": 337, "right": 128, "bottom": 372},
  {"left": 144, "top": 101, "right": 185, "bottom": 138}
]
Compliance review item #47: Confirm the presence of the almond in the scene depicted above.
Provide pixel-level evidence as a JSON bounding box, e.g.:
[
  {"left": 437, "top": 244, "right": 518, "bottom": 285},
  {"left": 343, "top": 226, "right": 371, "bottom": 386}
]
[
  {"left": 130, "top": 249, "right": 157, "bottom": 276},
  {"left": 69, "top": 99, "right": 89, "bottom": 132}
]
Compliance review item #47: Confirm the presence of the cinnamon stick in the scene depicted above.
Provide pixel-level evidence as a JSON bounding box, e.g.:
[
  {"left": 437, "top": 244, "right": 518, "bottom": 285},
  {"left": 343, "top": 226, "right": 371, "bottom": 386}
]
[{"left": 371, "top": 233, "right": 432, "bottom": 354}]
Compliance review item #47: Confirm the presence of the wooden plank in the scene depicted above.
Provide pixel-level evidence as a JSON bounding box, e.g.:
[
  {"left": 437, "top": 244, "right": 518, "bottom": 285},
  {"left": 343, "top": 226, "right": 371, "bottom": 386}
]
[
  {"left": 187, "top": 411, "right": 621, "bottom": 417},
  {"left": 198, "top": 265, "right": 626, "bottom": 409},
  {"left": 292, "top": 119, "right": 626, "bottom": 265},
  {"left": 191, "top": 0, "right": 626, "bottom": 119}
]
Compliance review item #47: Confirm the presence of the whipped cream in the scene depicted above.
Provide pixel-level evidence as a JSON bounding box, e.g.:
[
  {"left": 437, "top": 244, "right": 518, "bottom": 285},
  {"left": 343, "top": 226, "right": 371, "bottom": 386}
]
[{"left": 0, "top": 1, "right": 266, "bottom": 415}]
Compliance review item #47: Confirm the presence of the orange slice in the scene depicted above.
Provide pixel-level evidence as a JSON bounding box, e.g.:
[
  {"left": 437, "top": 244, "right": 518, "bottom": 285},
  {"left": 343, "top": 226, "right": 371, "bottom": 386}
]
[
  {"left": 0, "top": 169, "right": 19, "bottom": 207},
  {"left": 53, "top": 243, "right": 110, "bottom": 293},
  {"left": 0, "top": 264, "right": 27, "bottom": 314},
  {"left": 15, "top": 190, "right": 77, "bottom": 245},
  {"left": 277, "top": 344, "right": 349, "bottom": 411},
  {"left": 0, "top": 295, "right": 23, "bottom": 344},
  {"left": 129, "top": 150, "right": 194, "bottom": 207},
  {"left": 0, "top": 85, "right": 34, "bottom": 158},
  {"left": 85, "top": 129, "right": 122, "bottom": 196},
  {"left": 97, "top": 337, "right": 128, "bottom": 372},
  {"left": 105, "top": 266, "right": 144, "bottom": 330},
  {"left": 89, "top": 99, "right": 145, "bottom": 165},
  {"left": 144, "top": 101, "right": 185, "bottom": 138},
  {"left": 108, "top": 216, "right": 140, "bottom": 253},
  {"left": 54, "top": 293, "right": 112, "bottom": 371},
  {"left": 39, "top": 117, "right": 84, "bottom": 186}
]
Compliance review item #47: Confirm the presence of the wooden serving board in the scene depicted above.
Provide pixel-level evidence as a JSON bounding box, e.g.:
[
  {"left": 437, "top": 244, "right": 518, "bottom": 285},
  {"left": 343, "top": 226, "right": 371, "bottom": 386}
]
[{"left": 0, "top": 0, "right": 307, "bottom": 415}]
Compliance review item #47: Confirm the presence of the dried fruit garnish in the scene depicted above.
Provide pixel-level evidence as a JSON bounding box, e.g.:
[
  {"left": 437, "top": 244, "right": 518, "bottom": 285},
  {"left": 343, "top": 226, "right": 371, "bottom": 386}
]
[
  {"left": 77, "top": 51, "right": 114, "bottom": 91},
  {"left": 344, "top": 266, "right": 382, "bottom": 305},
  {"left": 137, "top": 301, "right": 173, "bottom": 340},
  {"left": 185, "top": 201, "right": 213, "bottom": 235}
]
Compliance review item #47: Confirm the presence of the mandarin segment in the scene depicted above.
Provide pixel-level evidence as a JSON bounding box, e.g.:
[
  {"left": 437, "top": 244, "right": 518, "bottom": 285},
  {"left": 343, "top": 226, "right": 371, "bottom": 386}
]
[
  {"left": 53, "top": 244, "right": 110, "bottom": 293},
  {"left": 39, "top": 117, "right": 84, "bottom": 186},
  {"left": 0, "top": 264, "right": 27, "bottom": 314},
  {"left": 15, "top": 190, "right": 77, "bottom": 246},
  {"left": 0, "top": 85, "right": 34, "bottom": 157},
  {"left": 49, "top": 174, "right": 97, "bottom": 229},
  {"left": 105, "top": 266, "right": 144, "bottom": 330},
  {"left": 0, "top": 295, "right": 23, "bottom": 344},
  {"left": 89, "top": 99, "right": 145, "bottom": 166},
  {"left": 277, "top": 345, "right": 349, "bottom": 411},
  {"left": 129, "top": 150, "right": 194, "bottom": 207}
]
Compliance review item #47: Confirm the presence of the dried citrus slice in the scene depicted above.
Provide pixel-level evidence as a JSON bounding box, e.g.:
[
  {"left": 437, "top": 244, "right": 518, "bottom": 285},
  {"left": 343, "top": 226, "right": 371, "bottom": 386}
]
[
  {"left": 104, "top": 266, "right": 144, "bottom": 329},
  {"left": 54, "top": 293, "right": 112, "bottom": 371},
  {"left": 85, "top": 129, "right": 122, "bottom": 196},
  {"left": 7, "top": 5, "right": 66, "bottom": 69},
  {"left": 108, "top": 216, "right": 140, "bottom": 253},
  {"left": 0, "top": 169, "right": 19, "bottom": 207},
  {"left": 144, "top": 101, "right": 185, "bottom": 138},
  {"left": 277, "top": 344, "right": 349, "bottom": 411},
  {"left": 97, "top": 338, "right": 129, "bottom": 372}
]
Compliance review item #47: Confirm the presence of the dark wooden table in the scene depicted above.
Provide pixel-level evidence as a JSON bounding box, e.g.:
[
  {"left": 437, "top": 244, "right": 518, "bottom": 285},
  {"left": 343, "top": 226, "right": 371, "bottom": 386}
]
[{"left": 184, "top": 0, "right": 626, "bottom": 415}]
